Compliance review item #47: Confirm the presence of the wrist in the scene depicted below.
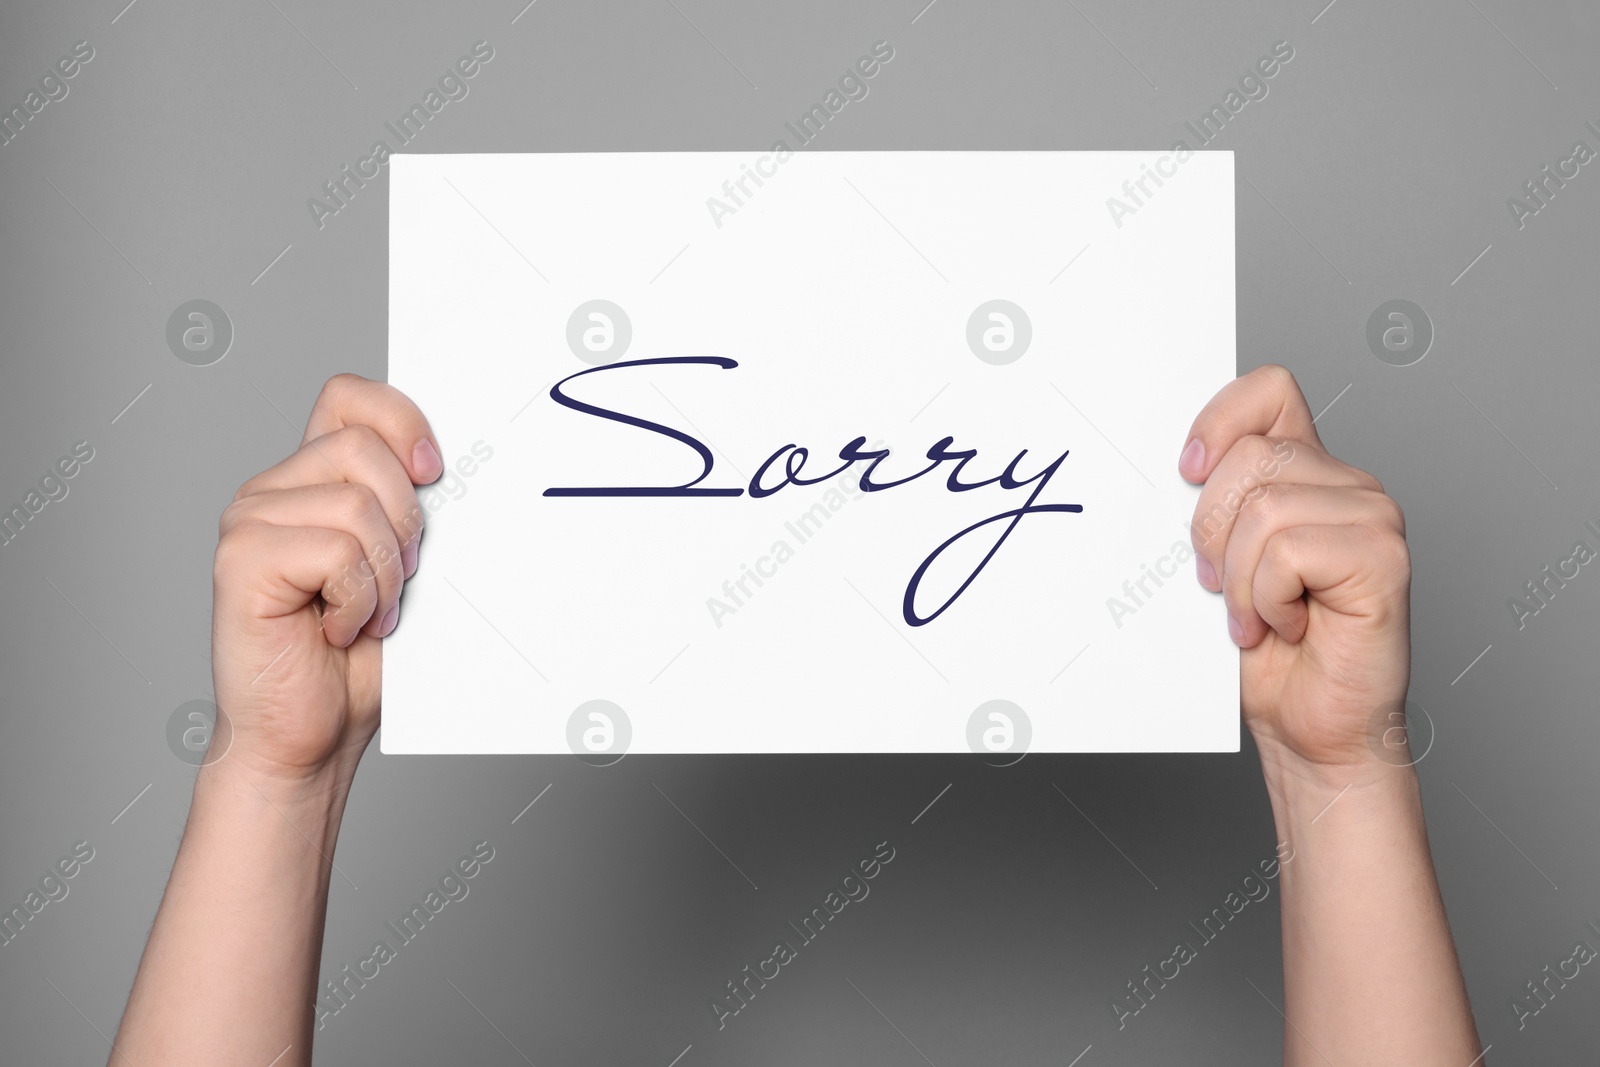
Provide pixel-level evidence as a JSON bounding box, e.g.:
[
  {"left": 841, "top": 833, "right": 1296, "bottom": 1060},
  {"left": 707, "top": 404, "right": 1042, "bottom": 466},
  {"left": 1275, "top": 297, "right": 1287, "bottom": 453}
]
[
  {"left": 1253, "top": 732, "right": 1423, "bottom": 827},
  {"left": 194, "top": 746, "right": 360, "bottom": 842},
  {"left": 207, "top": 723, "right": 369, "bottom": 799}
]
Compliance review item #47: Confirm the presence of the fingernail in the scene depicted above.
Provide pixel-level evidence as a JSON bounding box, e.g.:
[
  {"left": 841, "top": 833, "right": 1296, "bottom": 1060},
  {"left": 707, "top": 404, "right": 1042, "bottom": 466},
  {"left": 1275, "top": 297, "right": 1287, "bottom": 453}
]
[
  {"left": 401, "top": 539, "right": 419, "bottom": 579},
  {"left": 1196, "top": 555, "right": 1218, "bottom": 590},
  {"left": 1227, "top": 613, "right": 1244, "bottom": 645},
  {"left": 1179, "top": 437, "right": 1205, "bottom": 478},
  {"left": 413, "top": 439, "right": 443, "bottom": 482},
  {"left": 379, "top": 603, "right": 399, "bottom": 638}
]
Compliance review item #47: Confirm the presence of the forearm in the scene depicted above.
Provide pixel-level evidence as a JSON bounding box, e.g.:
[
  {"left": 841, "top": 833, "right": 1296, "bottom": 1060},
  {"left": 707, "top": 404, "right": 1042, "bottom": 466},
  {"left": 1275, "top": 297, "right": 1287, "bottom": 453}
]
[
  {"left": 112, "top": 757, "right": 358, "bottom": 1066},
  {"left": 1259, "top": 745, "right": 1482, "bottom": 1065}
]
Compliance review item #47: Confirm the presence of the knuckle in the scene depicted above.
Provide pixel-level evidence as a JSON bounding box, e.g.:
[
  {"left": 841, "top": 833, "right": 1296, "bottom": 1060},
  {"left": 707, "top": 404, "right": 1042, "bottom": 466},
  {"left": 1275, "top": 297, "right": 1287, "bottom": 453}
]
[
  {"left": 213, "top": 520, "right": 262, "bottom": 581},
  {"left": 378, "top": 398, "right": 421, "bottom": 440},
  {"left": 1263, "top": 526, "right": 1298, "bottom": 569},
  {"left": 323, "top": 532, "right": 373, "bottom": 602},
  {"left": 1224, "top": 570, "right": 1257, "bottom": 618},
  {"left": 212, "top": 533, "right": 237, "bottom": 581},
  {"left": 218, "top": 496, "right": 248, "bottom": 536},
  {"left": 336, "top": 423, "right": 385, "bottom": 462},
  {"left": 338, "top": 529, "right": 371, "bottom": 572},
  {"left": 1235, "top": 481, "right": 1287, "bottom": 533},
  {"left": 367, "top": 528, "right": 405, "bottom": 580},
  {"left": 1363, "top": 529, "right": 1412, "bottom": 611},
  {"left": 396, "top": 500, "right": 426, "bottom": 547},
  {"left": 323, "top": 372, "right": 365, "bottom": 402},
  {"left": 1373, "top": 526, "right": 1411, "bottom": 575},
  {"left": 1256, "top": 363, "right": 1298, "bottom": 395},
  {"left": 231, "top": 473, "right": 263, "bottom": 504},
  {"left": 1222, "top": 436, "right": 1282, "bottom": 496},
  {"left": 1344, "top": 459, "right": 1384, "bottom": 494},
  {"left": 1190, "top": 498, "right": 1231, "bottom": 550},
  {"left": 333, "top": 481, "right": 383, "bottom": 525},
  {"left": 1375, "top": 493, "right": 1406, "bottom": 537},
  {"left": 375, "top": 540, "right": 405, "bottom": 581},
  {"left": 363, "top": 379, "right": 402, "bottom": 411},
  {"left": 1237, "top": 433, "right": 1277, "bottom": 466}
]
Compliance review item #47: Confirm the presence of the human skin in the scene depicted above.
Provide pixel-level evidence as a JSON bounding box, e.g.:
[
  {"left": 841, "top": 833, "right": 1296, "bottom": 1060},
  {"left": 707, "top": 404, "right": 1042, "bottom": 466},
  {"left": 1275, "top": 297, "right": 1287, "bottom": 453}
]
[
  {"left": 108, "top": 367, "right": 1482, "bottom": 1065},
  {"left": 110, "top": 375, "right": 441, "bottom": 1065},
  {"left": 1179, "top": 365, "right": 1482, "bottom": 1064}
]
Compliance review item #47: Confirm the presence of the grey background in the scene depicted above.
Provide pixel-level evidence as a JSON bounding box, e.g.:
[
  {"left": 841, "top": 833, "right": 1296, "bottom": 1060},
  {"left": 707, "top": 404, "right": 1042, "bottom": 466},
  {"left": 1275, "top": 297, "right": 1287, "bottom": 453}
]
[{"left": 2, "top": 0, "right": 1597, "bottom": 1062}]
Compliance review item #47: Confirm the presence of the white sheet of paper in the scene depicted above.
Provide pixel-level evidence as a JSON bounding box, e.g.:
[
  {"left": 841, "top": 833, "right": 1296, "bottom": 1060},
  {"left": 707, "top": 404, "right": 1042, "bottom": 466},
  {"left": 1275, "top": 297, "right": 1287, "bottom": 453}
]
[{"left": 383, "top": 150, "right": 1237, "bottom": 755}]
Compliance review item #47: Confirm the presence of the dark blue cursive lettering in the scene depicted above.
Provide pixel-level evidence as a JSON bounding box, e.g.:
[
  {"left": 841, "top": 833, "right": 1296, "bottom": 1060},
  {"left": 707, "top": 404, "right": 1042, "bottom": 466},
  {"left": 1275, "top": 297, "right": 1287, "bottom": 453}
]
[
  {"left": 543, "top": 357, "right": 1083, "bottom": 624},
  {"left": 543, "top": 357, "right": 745, "bottom": 497}
]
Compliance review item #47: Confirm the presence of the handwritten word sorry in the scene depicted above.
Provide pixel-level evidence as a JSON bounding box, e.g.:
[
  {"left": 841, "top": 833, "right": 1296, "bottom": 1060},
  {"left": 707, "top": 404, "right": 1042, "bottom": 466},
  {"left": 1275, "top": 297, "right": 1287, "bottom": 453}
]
[{"left": 543, "top": 357, "right": 1082, "bottom": 626}]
